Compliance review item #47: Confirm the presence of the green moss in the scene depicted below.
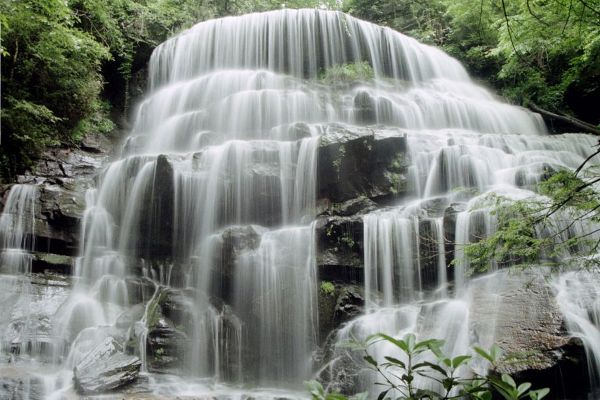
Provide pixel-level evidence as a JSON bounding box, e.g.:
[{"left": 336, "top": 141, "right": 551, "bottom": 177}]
[{"left": 320, "top": 281, "right": 335, "bottom": 296}]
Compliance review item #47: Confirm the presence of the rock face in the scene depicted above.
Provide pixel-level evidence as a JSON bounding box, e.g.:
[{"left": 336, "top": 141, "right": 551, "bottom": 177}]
[
  {"left": 318, "top": 283, "right": 365, "bottom": 343},
  {"left": 136, "top": 154, "right": 175, "bottom": 259},
  {"left": 0, "top": 133, "right": 113, "bottom": 267},
  {"left": 317, "top": 124, "right": 408, "bottom": 203},
  {"left": 316, "top": 216, "right": 364, "bottom": 283},
  {"left": 145, "top": 288, "right": 192, "bottom": 372},
  {"left": 470, "top": 271, "right": 590, "bottom": 398},
  {"left": 0, "top": 273, "right": 70, "bottom": 362},
  {"left": 73, "top": 337, "right": 141, "bottom": 395}
]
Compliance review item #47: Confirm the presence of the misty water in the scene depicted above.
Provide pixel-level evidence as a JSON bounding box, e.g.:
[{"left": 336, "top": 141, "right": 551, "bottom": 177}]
[{"left": 0, "top": 9, "right": 599, "bottom": 399}]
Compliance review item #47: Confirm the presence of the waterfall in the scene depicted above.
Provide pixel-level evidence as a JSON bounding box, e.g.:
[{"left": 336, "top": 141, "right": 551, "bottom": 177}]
[
  {"left": 0, "top": 185, "right": 38, "bottom": 358},
  {"left": 331, "top": 130, "right": 600, "bottom": 395},
  {"left": 1, "top": 8, "right": 599, "bottom": 399},
  {"left": 0, "top": 184, "right": 36, "bottom": 275},
  {"left": 554, "top": 272, "right": 600, "bottom": 392}
]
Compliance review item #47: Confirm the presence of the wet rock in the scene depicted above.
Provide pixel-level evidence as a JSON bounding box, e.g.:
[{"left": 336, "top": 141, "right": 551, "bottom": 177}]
[
  {"left": 469, "top": 270, "right": 588, "bottom": 397},
  {"left": 80, "top": 132, "right": 113, "bottom": 154},
  {"left": 136, "top": 154, "right": 175, "bottom": 260},
  {"left": 34, "top": 182, "right": 86, "bottom": 255},
  {"left": 32, "top": 252, "right": 73, "bottom": 274},
  {"left": 417, "top": 219, "right": 441, "bottom": 290},
  {"left": 0, "top": 133, "right": 112, "bottom": 257},
  {"left": 145, "top": 288, "right": 191, "bottom": 372},
  {"left": 0, "top": 376, "right": 45, "bottom": 400},
  {"left": 125, "top": 277, "right": 156, "bottom": 305},
  {"left": 204, "top": 224, "right": 267, "bottom": 302},
  {"left": 116, "top": 304, "right": 146, "bottom": 330},
  {"left": 318, "top": 282, "right": 365, "bottom": 344},
  {"left": 353, "top": 91, "right": 376, "bottom": 124},
  {"left": 283, "top": 122, "right": 313, "bottom": 140},
  {"left": 443, "top": 202, "right": 466, "bottom": 275},
  {"left": 315, "top": 330, "right": 363, "bottom": 396},
  {"left": 1, "top": 273, "right": 70, "bottom": 362},
  {"left": 333, "top": 285, "right": 364, "bottom": 326},
  {"left": 321, "top": 196, "right": 378, "bottom": 217},
  {"left": 73, "top": 337, "right": 141, "bottom": 395},
  {"left": 316, "top": 216, "right": 363, "bottom": 283},
  {"left": 317, "top": 124, "right": 408, "bottom": 203}
]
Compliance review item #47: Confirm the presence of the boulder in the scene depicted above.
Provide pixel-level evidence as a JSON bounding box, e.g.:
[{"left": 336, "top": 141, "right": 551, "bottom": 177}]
[
  {"left": 318, "top": 282, "right": 365, "bottom": 344},
  {"left": 317, "top": 124, "right": 408, "bottom": 203},
  {"left": 73, "top": 337, "right": 141, "bottom": 395},
  {"left": 469, "top": 270, "right": 589, "bottom": 397}
]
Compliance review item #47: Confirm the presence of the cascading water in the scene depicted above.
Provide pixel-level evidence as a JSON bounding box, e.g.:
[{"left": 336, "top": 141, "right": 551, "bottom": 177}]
[
  {"left": 1, "top": 8, "right": 599, "bottom": 399},
  {"left": 0, "top": 185, "right": 38, "bottom": 357},
  {"left": 330, "top": 125, "right": 600, "bottom": 394}
]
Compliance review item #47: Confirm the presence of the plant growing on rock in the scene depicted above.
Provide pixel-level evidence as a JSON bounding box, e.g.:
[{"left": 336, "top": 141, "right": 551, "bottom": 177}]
[
  {"left": 307, "top": 333, "right": 549, "bottom": 400},
  {"left": 319, "top": 61, "right": 375, "bottom": 84},
  {"left": 462, "top": 157, "right": 600, "bottom": 273}
]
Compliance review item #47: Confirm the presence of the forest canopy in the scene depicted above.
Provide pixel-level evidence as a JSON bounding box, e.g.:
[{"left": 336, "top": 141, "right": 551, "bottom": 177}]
[{"left": 1, "top": 0, "right": 599, "bottom": 181}]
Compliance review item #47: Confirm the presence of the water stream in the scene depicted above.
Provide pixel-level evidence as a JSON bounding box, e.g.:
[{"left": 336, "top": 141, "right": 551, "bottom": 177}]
[{"left": 0, "top": 9, "right": 598, "bottom": 399}]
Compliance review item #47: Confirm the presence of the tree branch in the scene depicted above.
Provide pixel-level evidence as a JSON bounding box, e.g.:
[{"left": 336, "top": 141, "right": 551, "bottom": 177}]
[{"left": 528, "top": 103, "right": 600, "bottom": 135}]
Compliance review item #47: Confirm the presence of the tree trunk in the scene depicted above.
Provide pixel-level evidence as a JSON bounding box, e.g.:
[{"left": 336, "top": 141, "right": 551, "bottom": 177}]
[{"left": 529, "top": 103, "right": 600, "bottom": 136}]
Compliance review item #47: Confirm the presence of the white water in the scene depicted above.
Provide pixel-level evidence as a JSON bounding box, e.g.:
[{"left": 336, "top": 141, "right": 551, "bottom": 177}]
[
  {"left": 554, "top": 271, "right": 600, "bottom": 392},
  {"left": 1, "top": 9, "right": 598, "bottom": 399},
  {"left": 332, "top": 130, "right": 600, "bottom": 396}
]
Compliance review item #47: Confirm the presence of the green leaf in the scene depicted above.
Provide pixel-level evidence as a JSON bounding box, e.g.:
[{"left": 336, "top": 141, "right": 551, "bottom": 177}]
[
  {"left": 405, "top": 333, "right": 416, "bottom": 352},
  {"left": 363, "top": 355, "right": 378, "bottom": 367},
  {"left": 421, "top": 361, "right": 448, "bottom": 376},
  {"left": 376, "top": 388, "right": 390, "bottom": 400},
  {"left": 490, "top": 376, "right": 518, "bottom": 400},
  {"left": 383, "top": 356, "right": 406, "bottom": 368},
  {"left": 491, "top": 345, "right": 504, "bottom": 362},
  {"left": 325, "top": 394, "right": 348, "bottom": 400},
  {"left": 528, "top": 388, "right": 550, "bottom": 400},
  {"left": 473, "top": 346, "right": 494, "bottom": 363},
  {"left": 452, "top": 355, "right": 472, "bottom": 369},
  {"left": 517, "top": 382, "right": 531, "bottom": 397},
  {"left": 501, "top": 374, "right": 517, "bottom": 389},
  {"left": 376, "top": 333, "right": 409, "bottom": 353}
]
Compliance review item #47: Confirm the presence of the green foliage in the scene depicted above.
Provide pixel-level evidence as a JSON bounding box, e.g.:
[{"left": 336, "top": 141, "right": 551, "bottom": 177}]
[
  {"left": 320, "top": 281, "right": 336, "bottom": 295},
  {"left": 312, "top": 333, "right": 549, "bottom": 400},
  {"left": 346, "top": 0, "right": 600, "bottom": 125},
  {"left": 0, "top": 0, "right": 111, "bottom": 180},
  {"left": 462, "top": 165, "right": 600, "bottom": 273},
  {"left": 344, "top": 0, "right": 449, "bottom": 46},
  {"left": 320, "top": 61, "right": 375, "bottom": 84}
]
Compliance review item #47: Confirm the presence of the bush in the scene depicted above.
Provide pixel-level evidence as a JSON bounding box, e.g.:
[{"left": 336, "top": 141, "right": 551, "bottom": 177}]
[{"left": 307, "top": 333, "right": 550, "bottom": 400}]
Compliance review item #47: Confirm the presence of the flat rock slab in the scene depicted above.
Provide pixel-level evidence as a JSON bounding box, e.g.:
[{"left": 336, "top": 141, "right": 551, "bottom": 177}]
[{"left": 73, "top": 336, "right": 141, "bottom": 395}]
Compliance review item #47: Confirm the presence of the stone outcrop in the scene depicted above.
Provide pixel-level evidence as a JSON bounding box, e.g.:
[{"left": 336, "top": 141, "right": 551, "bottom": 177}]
[
  {"left": 316, "top": 216, "right": 364, "bottom": 283},
  {"left": 73, "top": 337, "right": 141, "bottom": 395},
  {"left": 317, "top": 124, "right": 408, "bottom": 203},
  {"left": 0, "top": 133, "right": 113, "bottom": 264},
  {"left": 470, "top": 270, "right": 590, "bottom": 397}
]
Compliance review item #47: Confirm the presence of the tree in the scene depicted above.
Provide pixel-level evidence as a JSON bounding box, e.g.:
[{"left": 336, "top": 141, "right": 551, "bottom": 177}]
[{"left": 1, "top": 0, "right": 111, "bottom": 179}]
